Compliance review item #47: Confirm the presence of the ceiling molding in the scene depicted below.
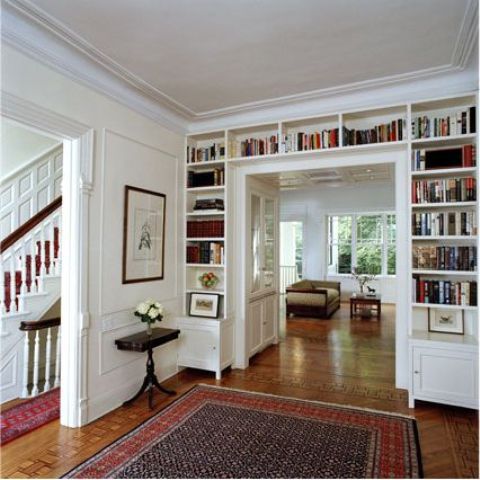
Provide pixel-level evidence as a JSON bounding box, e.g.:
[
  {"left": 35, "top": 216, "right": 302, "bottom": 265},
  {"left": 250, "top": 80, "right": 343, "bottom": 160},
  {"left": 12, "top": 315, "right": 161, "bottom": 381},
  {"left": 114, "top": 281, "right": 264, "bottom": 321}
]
[
  {"left": 1, "top": 0, "right": 190, "bottom": 134},
  {"left": 2, "top": 0, "right": 478, "bottom": 129},
  {"left": 451, "top": 0, "right": 479, "bottom": 69}
]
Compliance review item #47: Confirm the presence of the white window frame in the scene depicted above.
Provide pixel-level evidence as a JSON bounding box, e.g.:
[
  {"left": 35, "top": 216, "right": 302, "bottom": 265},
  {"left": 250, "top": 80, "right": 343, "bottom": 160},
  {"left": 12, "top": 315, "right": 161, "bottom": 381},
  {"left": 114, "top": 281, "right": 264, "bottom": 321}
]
[{"left": 327, "top": 211, "right": 396, "bottom": 277}]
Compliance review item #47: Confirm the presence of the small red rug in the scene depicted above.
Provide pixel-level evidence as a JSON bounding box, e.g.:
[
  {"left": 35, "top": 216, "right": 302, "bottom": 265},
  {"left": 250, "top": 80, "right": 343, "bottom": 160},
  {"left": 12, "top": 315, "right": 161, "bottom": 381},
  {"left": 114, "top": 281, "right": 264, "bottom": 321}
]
[
  {"left": 64, "top": 385, "right": 423, "bottom": 478},
  {"left": 0, "top": 388, "right": 60, "bottom": 445}
]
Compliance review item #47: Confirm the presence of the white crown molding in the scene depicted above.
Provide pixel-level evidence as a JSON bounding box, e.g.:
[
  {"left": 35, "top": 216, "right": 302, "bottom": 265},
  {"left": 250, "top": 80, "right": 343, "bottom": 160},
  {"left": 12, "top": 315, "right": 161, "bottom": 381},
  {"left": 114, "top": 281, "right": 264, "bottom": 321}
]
[
  {"left": 451, "top": 0, "right": 479, "bottom": 69},
  {"left": 2, "top": 0, "right": 478, "bottom": 130},
  {"left": 1, "top": 0, "right": 190, "bottom": 134}
]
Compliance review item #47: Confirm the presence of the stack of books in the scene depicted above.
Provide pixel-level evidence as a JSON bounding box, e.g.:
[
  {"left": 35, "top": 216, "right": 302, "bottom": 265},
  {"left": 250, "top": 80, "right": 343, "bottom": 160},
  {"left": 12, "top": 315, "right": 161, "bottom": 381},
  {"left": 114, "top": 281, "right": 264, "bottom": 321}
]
[
  {"left": 233, "top": 135, "right": 279, "bottom": 157},
  {"left": 193, "top": 198, "right": 224, "bottom": 211},
  {"left": 411, "top": 177, "right": 476, "bottom": 203},
  {"left": 186, "top": 241, "right": 224, "bottom": 264},
  {"left": 411, "top": 106, "right": 476, "bottom": 139},
  {"left": 411, "top": 145, "right": 475, "bottom": 171},
  {"left": 412, "top": 245, "right": 477, "bottom": 271},
  {"left": 412, "top": 278, "right": 477, "bottom": 306},
  {"left": 343, "top": 119, "right": 406, "bottom": 145},
  {"left": 187, "top": 143, "right": 225, "bottom": 163},
  {"left": 187, "top": 220, "right": 224, "bottom": 238},
  {"left": 412, "top": 211, "right": 477, "bottom": 236}
]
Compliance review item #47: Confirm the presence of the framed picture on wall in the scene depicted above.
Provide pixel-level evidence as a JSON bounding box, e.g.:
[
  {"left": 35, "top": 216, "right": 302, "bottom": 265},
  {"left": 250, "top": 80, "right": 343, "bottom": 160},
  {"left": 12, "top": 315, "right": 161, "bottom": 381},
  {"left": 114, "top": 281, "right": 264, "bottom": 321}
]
[
  {"left": 428, "top": 308, "right": 464, "bottom": 335},
  {"left": 122, "top": 185, "right": 166, "bottom": 284},
  {"left": 189, "top": 293, "right": 220, "bottom": 318}
]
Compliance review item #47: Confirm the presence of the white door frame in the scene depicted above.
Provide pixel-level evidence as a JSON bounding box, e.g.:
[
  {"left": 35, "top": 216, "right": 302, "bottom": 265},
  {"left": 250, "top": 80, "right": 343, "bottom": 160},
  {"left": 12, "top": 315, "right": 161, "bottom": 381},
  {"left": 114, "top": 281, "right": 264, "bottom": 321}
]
[
  {"left": 233, "top": 145, "right": 409, "bottom": 389},
  {"left": 1, "top": 92, "right": 94, "bottom": 427}
]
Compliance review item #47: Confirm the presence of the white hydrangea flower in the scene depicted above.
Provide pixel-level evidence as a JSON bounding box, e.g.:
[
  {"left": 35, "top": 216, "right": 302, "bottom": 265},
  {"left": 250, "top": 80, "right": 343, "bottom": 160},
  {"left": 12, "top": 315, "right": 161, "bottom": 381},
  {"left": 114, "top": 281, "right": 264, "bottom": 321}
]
[
  {"left": 148, "top": 307, "right": 159, "bottom": 319},
  {"left": 136, "top": 302, "right": 149, "bottom": 315}
]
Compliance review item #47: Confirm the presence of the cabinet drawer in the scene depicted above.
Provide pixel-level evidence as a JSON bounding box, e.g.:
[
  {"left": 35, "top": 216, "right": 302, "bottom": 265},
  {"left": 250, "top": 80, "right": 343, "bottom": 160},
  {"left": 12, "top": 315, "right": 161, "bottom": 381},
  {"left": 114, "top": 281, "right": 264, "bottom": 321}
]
[{"left": 413, "top": 346, "right": 478, "bottom": 407}]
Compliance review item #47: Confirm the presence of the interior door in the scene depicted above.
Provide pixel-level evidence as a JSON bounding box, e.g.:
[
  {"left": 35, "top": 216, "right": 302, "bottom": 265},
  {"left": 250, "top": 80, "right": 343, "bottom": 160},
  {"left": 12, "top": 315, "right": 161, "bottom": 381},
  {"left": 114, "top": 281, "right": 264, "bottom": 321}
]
[{"left": 246, "top": 176, "right": 279, "bottom": 358}]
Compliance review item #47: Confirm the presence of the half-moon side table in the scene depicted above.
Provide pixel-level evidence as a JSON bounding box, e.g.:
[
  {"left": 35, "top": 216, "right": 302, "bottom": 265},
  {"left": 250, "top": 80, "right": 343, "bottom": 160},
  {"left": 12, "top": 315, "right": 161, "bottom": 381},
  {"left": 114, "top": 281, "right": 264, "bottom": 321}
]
[{"left": 115, "top": 327, "right": 180, "bottom": 409}]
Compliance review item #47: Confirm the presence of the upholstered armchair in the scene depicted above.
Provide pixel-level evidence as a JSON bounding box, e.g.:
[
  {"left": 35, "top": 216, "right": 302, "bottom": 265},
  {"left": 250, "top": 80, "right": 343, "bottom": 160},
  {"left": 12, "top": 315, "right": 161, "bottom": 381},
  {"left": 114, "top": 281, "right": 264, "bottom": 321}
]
[{"left": 285, "top": 280, "right": 341, "bottom": 318}]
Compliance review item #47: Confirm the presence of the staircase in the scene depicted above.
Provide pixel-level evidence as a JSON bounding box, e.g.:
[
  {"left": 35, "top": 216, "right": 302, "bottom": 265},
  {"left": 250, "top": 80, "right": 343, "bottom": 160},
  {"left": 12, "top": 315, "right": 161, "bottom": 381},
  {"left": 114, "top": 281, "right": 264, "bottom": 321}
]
[{"left": 0, "top": 198, "right": 62, "bottom": 403}]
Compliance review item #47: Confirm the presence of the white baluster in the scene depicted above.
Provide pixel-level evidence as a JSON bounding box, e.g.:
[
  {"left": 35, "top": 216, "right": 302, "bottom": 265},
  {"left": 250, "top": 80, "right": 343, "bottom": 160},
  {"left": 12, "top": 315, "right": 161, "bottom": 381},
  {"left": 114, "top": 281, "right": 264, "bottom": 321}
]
[
  {"left": 54, "top": 326, "right": 61, "bottom": 388},
  {"left": 0, "top": 262, "right": 5, "bottom": 315},
  {"left": 31, "top": 330, "right": 40, "bottom": 396},
  {"left": 29, "top": 234, "right": 37, "bottom": 294},
  {"left": 21, "top": 331, "right": 30, "bottom": 398},
  {"left": 9, "top": 255, "right": 16, "bottom": 313},
  {"left": 55, "top": 213, "right": 62, "bottom": 276},
  {"left": 48, "top": 220, "right": 55, "bottom": 275},
  {"left": 43, "top": 327, "right": 52, "bottom": 392},
  {"left": 39, "top": 224, "right": 46, "bottom": 277}
]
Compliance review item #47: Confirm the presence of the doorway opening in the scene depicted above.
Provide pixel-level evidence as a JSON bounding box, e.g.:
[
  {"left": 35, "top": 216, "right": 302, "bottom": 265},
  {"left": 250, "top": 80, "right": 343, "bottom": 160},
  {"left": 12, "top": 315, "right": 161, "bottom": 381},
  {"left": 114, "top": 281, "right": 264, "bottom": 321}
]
[{"left": 243, "top": 161, "right": 401, "bottom": 399}]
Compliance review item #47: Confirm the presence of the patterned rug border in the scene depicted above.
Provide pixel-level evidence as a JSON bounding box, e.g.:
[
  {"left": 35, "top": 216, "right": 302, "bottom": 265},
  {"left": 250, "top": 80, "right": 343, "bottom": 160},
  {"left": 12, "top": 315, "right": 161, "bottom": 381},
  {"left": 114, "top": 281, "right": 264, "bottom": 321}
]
[
  {"left": 198, "top": 383, "right": 417, "bottom": 421},
  {"left": 63, "top": 384, "right": 424, "bottom": 478}
]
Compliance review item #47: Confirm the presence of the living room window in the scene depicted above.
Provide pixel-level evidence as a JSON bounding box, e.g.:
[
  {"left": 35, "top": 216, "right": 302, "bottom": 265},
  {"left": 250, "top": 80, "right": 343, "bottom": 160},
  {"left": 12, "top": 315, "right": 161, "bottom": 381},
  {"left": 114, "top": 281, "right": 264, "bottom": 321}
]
[{"left": 327, "top": 213, "right": 396, "bottom": 276}]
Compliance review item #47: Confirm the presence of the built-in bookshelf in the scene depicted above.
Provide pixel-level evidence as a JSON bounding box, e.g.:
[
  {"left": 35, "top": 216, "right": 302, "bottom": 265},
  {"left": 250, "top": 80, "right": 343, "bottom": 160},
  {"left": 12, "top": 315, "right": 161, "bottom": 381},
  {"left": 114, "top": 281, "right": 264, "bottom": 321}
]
[
  {"left": 408, "top": 94, "right": 478, "bottom": 357},
  {"left": 184, "top": 92, "right": 478, "bottom": 400}
]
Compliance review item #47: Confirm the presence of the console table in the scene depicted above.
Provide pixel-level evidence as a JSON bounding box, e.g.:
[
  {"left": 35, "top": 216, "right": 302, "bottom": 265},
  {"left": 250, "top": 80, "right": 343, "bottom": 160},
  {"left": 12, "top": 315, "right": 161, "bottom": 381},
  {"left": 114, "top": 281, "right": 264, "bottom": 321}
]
[
  {"left": 350, "top": 293, "right": 382, "bottom": 319},
  {"left": 115, "top": 327, "right": 180, "bottom": 409}
]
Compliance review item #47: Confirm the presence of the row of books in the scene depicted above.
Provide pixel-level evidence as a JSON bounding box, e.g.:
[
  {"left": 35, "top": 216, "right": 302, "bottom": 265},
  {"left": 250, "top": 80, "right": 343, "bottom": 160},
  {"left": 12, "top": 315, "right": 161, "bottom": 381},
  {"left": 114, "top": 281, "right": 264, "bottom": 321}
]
[
  {"left": 411, "top": 145, "right": 476, "bottom": 171},
  {"left": 411, "top": 107, "right": 476, "bottom": 139},
  {"left": 187, "top": 169, "right": 224, "bottom": 188},
  {"left": 187, "top": 220, "right": 224, "bottom": 238},
  {"left": 412, "top": 211, "right": 477, "bottom": 237},
  {"left": 412, "top": 278, "right": 477, "bottom": 306},
  {"left": 229, "top": 136, "right": 279, "bottom": 158},
  {"left": 186, "top": 143, "right": 225, "bottom": 163},
  {"left": 283, "top": 129, "right": 339, "bottom": 152},
  {"left": 412, "top": 246, "right": 477, "bottom": 271},
  {"left": 411, "top": 177, "right": 476, "bottom": 204},
  {"left": 343, "top": 119, "right": 406, "bottom": 146},
  {"left": 187, "top": 242, "right": 224, "bottom": 265}
]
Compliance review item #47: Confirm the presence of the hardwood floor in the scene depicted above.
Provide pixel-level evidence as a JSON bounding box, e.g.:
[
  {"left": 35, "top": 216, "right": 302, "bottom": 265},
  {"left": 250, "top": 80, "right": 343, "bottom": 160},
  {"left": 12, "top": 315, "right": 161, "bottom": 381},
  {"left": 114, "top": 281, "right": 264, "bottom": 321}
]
[{"left": 1, "top": 303, "right": 478, "bottom": 478}]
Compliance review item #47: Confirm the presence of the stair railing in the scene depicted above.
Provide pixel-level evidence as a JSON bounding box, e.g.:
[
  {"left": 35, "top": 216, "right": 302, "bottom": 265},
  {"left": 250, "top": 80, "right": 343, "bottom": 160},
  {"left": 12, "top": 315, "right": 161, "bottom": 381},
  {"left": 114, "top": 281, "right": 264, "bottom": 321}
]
[
  {"left": 0, "top": 197, "right": 62, "bottom": 315},
  {"left": 19, "top": 317, "right": 61, "bottom": 398}
]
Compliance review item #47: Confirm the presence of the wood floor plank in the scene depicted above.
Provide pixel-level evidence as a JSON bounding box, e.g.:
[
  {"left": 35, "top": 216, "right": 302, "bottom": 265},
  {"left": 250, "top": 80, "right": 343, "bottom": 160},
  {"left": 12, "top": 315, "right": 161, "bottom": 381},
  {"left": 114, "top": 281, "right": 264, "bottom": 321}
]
[{"left": 0, "top": 303, "right": 477, "bottom": 478}]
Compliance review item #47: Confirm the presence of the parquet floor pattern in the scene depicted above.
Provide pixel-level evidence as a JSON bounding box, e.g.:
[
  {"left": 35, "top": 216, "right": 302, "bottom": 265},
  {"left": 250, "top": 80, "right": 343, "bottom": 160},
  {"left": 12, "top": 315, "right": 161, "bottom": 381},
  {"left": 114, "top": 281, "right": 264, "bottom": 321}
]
[{"left": 1, "top": 303, "right": 478, "bottom": 478}]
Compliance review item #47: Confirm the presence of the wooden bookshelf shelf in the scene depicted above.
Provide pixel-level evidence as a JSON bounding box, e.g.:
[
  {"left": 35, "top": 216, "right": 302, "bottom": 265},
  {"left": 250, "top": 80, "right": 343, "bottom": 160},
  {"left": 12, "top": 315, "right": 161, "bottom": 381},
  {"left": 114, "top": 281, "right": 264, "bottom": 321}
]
[
  {"left": 411, "top": 133, "right": 477, "bottom": 146},
  {"left": 412, "top": 303, "right": 477, "bottom": 311},
  {"left": 412, "top": 236, "right": 477, "bottom": 240},
  {"left": 186, "top": 186, "right": 225, "bottom": 193},
  {"left": 186, "top": 263, "right": 225, "bottom": 268},
  {"left": 186, "top": 211, "right": 225, "bottom": 217},
  {"left": 411, "top": 167, "right": 477, "bottom": 177},
  {"left": 412, "top": 269, "right": 477, "bottom": 276},
  {"left": 411, "top": 202, "right": 477, "bottom": 208},
  {"left": 186, "top": 237, "right": 225, "bottom": 241}
]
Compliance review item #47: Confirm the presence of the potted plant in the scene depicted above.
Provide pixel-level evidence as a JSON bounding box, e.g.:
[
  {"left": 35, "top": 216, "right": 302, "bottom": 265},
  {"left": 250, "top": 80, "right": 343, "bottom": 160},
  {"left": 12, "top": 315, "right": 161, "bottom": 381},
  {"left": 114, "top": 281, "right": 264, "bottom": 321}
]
[{"left": 134, "top": 299, "right": 164, "bottom": 335}]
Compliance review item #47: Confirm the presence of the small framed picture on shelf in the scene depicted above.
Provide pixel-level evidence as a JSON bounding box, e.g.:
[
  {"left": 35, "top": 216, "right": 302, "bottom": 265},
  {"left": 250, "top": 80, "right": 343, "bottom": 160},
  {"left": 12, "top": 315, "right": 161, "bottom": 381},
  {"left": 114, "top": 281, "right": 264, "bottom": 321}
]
[
  {"left": 189, "top": 293, "right": 220, "bottom": 318},
  {"left": 428, "top": 308, "right": 464, "bottom": 335}
]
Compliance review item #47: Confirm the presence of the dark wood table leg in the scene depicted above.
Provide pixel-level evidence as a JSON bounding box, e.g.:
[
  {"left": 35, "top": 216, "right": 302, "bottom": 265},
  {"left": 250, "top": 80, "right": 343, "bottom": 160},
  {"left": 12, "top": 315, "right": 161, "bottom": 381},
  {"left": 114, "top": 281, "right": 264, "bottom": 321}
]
[
  {"left": 123, "top": 340, "right": 175, "bottom": 409},
  {"left": 350, "top": 300, "right": 353, "bottom": 318}
]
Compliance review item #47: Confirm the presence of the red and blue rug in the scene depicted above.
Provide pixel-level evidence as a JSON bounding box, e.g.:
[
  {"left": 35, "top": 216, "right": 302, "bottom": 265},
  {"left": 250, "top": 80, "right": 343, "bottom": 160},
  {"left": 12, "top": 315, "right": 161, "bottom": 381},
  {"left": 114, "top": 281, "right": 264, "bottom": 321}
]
[
  {"left": 0, "top": 388, "right": 60, "bottom": 445},
  {"left": 65, "top": 385, "right": 423, "bottom": 478}
]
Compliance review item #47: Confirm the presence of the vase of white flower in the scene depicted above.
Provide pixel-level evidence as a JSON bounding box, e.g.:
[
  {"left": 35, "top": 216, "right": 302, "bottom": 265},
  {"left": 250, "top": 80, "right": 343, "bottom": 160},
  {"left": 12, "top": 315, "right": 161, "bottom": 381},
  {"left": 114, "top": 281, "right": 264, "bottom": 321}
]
[
  {"left": 134, "top": 299, "right": 164, "bottom": 336},
  {"left": 351, "top": 268, "right": 376, "bottom": 294}
]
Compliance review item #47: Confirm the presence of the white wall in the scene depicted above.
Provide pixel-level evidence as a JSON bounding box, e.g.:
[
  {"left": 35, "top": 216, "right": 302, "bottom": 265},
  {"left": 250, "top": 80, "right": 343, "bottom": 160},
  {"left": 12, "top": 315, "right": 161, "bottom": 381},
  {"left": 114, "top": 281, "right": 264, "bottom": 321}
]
[
  {"left": 2, "top": 44, "right": 185, "bottom": 423},
  {"left": 280, "top": 182, "right": 397, "bottom": 302},
  {"left": 1, "top": 120, "right": 59, "bottom": 179}
]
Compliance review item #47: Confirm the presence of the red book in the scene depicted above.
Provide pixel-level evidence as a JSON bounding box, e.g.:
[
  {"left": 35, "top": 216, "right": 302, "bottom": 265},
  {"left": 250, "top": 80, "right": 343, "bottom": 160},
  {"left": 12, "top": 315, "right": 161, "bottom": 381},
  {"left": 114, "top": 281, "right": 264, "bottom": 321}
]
[{"left": 419, "top": 281, "right": 425, "bottom": 303}]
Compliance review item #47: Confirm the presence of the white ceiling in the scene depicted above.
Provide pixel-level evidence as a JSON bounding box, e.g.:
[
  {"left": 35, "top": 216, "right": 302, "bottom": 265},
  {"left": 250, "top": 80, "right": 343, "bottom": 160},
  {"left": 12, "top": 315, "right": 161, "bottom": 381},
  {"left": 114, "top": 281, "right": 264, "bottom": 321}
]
[
  {"left": 26, "top": 0, "right": 473, "bottom": 116},
  {"left": 257, "top": 163, "right": 394, "bottom": 190}
]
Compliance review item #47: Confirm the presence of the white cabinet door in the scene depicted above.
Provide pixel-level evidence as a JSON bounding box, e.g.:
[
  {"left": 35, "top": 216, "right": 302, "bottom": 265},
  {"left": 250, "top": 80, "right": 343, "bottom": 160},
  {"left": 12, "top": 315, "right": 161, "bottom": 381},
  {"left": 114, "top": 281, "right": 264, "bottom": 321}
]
[
  {"left": 413, "top": 346, "right": 478, "bottom": 408},
  {"left": 178, "top": 327, "right": 218, "bottom": 371},
  {"left": 262, "top": 294, "right": 277, "bottom": 345},
  {"left": 248, "top": 300, "right": 263, "bottom": 355}
]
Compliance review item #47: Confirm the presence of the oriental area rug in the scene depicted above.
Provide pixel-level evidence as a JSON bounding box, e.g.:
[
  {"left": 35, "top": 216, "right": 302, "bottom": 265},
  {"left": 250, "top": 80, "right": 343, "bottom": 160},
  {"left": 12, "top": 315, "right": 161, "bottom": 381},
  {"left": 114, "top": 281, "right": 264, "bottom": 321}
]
[
  {"left": 0, "top": 388, "right": 60, "bottom": 445},
  {"left": 64, "top": 385, "right": 423, "bottom": 479}
]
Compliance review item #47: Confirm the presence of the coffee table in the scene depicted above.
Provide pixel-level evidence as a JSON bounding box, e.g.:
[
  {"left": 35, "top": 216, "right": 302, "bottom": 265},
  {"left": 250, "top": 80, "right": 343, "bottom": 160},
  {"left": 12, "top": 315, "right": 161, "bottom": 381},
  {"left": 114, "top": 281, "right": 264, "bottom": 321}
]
[{"left": 350, "top": 293, "right": 382, "bottom": 319}]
